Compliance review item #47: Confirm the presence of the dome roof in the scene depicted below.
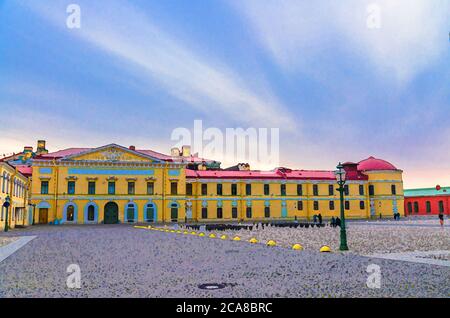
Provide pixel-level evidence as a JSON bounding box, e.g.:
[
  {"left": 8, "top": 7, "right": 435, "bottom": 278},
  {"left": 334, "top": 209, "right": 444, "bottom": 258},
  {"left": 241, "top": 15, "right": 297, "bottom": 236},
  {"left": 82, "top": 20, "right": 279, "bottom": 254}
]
[{"left": 357, "top": 156, "right": 397, "bottom": 171}]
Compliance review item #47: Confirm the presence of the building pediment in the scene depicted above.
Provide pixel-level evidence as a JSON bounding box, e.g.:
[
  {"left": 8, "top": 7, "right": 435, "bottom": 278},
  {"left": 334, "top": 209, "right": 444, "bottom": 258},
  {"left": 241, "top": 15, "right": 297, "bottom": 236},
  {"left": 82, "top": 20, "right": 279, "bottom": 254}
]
[{"left": 60, "top": 144, "right": 162, "bottom": 163}]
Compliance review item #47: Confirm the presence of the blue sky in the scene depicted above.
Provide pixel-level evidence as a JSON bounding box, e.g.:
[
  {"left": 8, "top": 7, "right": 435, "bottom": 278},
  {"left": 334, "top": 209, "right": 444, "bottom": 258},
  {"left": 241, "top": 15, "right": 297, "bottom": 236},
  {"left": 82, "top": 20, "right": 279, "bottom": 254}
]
[{"left": 0, "top": 0, "right": 449, "bottom": 187}]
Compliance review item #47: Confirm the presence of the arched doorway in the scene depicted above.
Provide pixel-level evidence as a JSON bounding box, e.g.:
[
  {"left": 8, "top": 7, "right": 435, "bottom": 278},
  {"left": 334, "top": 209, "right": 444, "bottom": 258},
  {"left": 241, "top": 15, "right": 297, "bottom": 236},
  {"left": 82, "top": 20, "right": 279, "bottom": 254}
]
[
  {"left": 170, "top": 203, "right": 178, "bottom": 222},
  {"left": 104, "top": 202, "right": 119, "bottom": 224}
]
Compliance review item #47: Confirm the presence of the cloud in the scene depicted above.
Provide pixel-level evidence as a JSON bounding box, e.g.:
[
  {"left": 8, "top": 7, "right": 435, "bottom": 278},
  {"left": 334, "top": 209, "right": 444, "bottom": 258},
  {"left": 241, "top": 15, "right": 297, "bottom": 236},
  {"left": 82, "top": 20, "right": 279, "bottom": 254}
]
[
  {"left": 231, "top": 0, "right": 448, "bottom": 83},
  {"left": 21, "top": 0, "right": 296, "bottom": 130}
]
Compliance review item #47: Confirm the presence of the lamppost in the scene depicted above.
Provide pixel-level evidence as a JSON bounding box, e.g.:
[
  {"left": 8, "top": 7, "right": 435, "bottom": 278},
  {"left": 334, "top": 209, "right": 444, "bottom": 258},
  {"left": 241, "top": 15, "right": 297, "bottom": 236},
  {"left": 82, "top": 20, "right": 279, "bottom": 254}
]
[
  {"left": 334, "top": 163, "right": 348, "bottom": 251},
  {"left": 3, "top": 195, "right": 11, "bottom": 232}
]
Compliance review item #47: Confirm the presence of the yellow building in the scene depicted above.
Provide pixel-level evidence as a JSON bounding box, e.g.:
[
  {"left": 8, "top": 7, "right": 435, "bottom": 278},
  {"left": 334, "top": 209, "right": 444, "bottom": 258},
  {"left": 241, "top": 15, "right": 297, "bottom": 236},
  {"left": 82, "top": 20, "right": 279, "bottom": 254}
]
[
  {"left": 0, "top": 161, "right": 30, "bottom": 230},
  {"left": 26, "top": 142, "right": 404, "bottom": 224}
]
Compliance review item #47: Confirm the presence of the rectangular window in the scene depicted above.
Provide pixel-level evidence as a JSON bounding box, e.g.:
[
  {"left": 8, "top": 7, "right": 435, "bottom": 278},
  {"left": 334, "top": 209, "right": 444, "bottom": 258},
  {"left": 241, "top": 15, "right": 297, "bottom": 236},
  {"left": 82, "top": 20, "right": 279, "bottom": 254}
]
[
  {"left": 407, "top": 202, "right": 412, "bottom": 213},
  {"left": 281, "top": 184, "right": 286, "bottom": 196},
  {"left": 264, "top": 206, "right": 270, "bottom": 218},
  {"left": 344, "top": 185, "right": 349, "bottom": 196},
  {"left": 313, "top": 201, "right": 319, "bottom": 210},
  {"left": 297, "top": 201, "right": 303, "bottom": 210},
  {"left": 217, "top": 207, "right": 223, "bottom": 219},
  {"left": 232, "top": 207, "right": 238, "bottom": 219},
  {"left": 41, "top": 181, "right": 49, "bottom": 194},
  {"left": 201, "top": 183, "right": 207, "bottom": 195},
  {"left": 67, "top": 181, "right": 75, "bottom": 195},
  {"left": 246, "top": 207, "right": 252, "bottom": 218},
  {"left": 297, "top": 184, "right": 303, "bottom": 196},
  {"left": 108, "top": 182, "right": 115, "bottom": 195},
  {"left": 171, "top": 182, "right": 178, "bottom": 195},
  {"left": 246, "top": 184, "right": 251, "bottom": 195},
  {"left": 360, "top": 201, "right": 365, "bottom": 210},
  {"left": 88, "top": 181, "right": 96, "bottom": 195},
  {"left": 391, "top": 185, "right": 396, "bottom": 195},
  {"left": 202, "top": 207, "right": 208, "bottom": 219},
  {"left": 359, "top": 185, "right": 364, "bottom": 195},
  {"left": 185, "top": 183, "right": 192, "bottom": 196},
  {"left": 369, "top": 185, "right": 375, "bottom": 196},
  {"left": 264, "top": 184, "right": 270, "bottom": 195},
  {"left": 217, "top": 184, "right": 223, "bottom": 196},
  {"left": 439, "top": 201, "right": 444, "bottom": 213},
  {"left": 426, "top": 201, "right": 431, "bottom": 213},
  {"left": 147, "top": 182, "right": 154, "bottom": 195},
  {"left": 231, "top": 184, "right": 237, "bottom": 196},
  {"left": 329, "top": 184, "right": 334, "bottom": 195},
  {"left": 345, "top": 201, "right": 350, "bottom": 210},
  {"left": 329, "top": 201, "right": 335, "bottom": 210},
  {"left": 414, "top": 201, "right": 419, "bottom": 213},
  {"left": 128, "top": 182, "right": 135, "bottom": 195},
  {"left": 313, "top": 184, "right": 319, "bottom": 196}
]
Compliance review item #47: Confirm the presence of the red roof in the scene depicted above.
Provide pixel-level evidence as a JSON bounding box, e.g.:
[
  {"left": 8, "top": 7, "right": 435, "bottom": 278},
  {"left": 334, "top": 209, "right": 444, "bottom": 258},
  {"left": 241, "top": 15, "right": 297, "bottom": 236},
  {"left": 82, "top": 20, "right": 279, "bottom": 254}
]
[
  {"left": 357, "top": 156, "right": 397, "bottom": 171},
  {"left": 186, "top": 167, "right": 367, "bottom": 180},
  {"left": 15, "top": 165, "right": 32, "bottom": 177}
]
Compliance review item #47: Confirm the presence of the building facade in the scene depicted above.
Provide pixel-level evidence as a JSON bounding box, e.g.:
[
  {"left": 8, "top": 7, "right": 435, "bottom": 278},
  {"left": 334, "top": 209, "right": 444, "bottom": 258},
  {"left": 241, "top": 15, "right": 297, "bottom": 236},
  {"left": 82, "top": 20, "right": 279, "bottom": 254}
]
[
  {"left": 404, "top": 186, "right": 449, "bottom": 216},
  {"left": 0, "top": 162, "right": 31, "bottom": 229},
  {"left": 26, "top": 142, "right": 404, "bottom": 224}
]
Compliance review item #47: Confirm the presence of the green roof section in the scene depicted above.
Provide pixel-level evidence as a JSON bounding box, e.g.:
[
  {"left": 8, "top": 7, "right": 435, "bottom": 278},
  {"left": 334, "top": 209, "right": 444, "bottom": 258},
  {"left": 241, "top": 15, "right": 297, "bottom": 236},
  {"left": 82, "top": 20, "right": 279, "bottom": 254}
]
[{"left": 404, "top": 186, "right": 450, "bottom": 197}]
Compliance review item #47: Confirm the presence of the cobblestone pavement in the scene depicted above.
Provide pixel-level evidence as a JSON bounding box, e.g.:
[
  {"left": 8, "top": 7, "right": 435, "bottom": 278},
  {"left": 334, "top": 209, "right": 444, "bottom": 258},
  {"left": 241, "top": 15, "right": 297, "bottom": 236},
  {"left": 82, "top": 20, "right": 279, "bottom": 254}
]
[{"left": 0, "top": 225, "right": 448, "bottom": 298}]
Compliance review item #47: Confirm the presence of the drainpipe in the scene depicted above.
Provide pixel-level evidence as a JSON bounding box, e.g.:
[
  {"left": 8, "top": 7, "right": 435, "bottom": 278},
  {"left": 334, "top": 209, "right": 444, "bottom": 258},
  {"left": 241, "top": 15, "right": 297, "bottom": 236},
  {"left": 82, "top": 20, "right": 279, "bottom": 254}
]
[
  {"left": 53, "top": 160, "right": 59, "bottom": 223},
  {"left": 162, "top": 162, "right": 167, "bottom": 223}
]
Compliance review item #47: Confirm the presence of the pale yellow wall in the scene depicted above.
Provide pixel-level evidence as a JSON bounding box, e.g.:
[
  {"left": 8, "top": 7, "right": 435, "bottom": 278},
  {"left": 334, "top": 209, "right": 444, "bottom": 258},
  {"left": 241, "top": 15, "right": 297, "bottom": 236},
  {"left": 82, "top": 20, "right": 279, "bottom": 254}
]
[{"left": 0, "top": 163, "right": 30, "bottom": 229}]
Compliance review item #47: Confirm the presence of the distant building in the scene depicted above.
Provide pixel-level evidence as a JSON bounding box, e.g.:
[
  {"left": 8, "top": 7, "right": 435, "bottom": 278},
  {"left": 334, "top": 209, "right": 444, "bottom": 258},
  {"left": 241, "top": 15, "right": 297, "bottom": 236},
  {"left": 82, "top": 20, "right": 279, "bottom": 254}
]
[
  {"left": 404, "top": 186, "right": 449, "bottom": 216},
  {"left": 1, "top": 141, "right": 404, "bottom": 225}
]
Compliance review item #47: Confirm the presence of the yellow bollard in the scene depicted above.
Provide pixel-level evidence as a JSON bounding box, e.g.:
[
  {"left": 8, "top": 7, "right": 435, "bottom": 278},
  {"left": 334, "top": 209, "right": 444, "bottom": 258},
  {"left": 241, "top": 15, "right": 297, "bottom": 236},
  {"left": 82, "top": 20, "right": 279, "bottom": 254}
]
[
  {"left": 183, "top": 231, "right": 189, "bottom": 234},
  {"left": 320, "top": 245, "right": 331, "bottom": 253},
  {"left": 198, "top": 232, "right": 205, "bottom": 237},
  {"left": 220, "top": 235, "right": 228, "bottom": 240},
  {"left": 249, "top": 237, "right": 259, "bottom": 244},
  {"left": 170, "top": 230, "right": 175, "bottom": 233},
  {"left": 176, "top": 230, "right": 182, "bottom": 234},
  {"left": 209, "top": 233, "right": 216, "bottom": 238},
  {"left": 292, "top": 244, "right": 303, "bottom": 251},
  {"left": 191, "top": 231, "right": 197, "bottom": 235},
  {"left": 232, "top": 236, "right": 241, "bottom": 241},
  {"left": 266, "top": 240, "right": 277, "bottom": 247}
]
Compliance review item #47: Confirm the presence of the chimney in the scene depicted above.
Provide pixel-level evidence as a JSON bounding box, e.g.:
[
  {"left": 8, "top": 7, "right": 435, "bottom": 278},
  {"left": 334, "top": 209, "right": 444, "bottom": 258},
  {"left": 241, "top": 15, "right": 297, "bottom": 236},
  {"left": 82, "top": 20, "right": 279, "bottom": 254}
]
[
  {"left": 129, "top": 145, "right": 136, "bottom": 151},
  {"left": 171, "top": 147, "right": 181, "bottom": 157},
  {"left": 36, "top": 140, "right": 48, "bottom": 154},
  {"left": 24, "top": 146, "right": 33, "bottom": 153},
  {"left": 181, "top": 145, "right": 191, "bottom": 157}
]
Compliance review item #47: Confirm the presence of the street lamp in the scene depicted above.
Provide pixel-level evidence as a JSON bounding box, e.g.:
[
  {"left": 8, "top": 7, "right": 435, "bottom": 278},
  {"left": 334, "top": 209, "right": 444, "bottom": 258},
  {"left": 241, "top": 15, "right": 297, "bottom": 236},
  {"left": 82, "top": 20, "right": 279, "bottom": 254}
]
[
  {"left": 3, "top": 195, "right": 11, "bottom": 232},
  {"left": 334, "top": 163, "right": 348, "bottom": 251}
]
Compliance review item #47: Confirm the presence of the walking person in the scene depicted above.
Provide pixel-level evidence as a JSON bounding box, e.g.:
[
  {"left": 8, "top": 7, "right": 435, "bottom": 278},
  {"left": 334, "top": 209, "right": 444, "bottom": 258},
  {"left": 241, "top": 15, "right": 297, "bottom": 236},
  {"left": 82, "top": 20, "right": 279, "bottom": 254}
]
[
  {"left": 330, "top": 216, "right": 336, "bottom": 228},
  {"left": 318, "top": 213, "right": 323, "bottom": 225},
  {"left": 439, "top": 212, "right": 444, "bottom": 227},
  {"left": 335, "top": 217, "right": 341, "bottom": 228}
]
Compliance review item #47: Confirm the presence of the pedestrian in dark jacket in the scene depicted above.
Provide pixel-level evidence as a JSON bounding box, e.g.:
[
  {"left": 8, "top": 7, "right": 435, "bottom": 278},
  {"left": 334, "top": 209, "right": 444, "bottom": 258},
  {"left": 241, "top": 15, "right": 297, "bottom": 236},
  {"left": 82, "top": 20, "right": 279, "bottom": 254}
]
[
  {"left": 439, "top": 213, "right": 444, "bottom": 227},
  {"left": 330, "top": 216, "right": 336, "bottom": 227},
  {"left": 335, "top": 217, "right": 341, "bottom": 228},
  {"left": 318, "top": 213, "right": 323, "bottom": 225}
]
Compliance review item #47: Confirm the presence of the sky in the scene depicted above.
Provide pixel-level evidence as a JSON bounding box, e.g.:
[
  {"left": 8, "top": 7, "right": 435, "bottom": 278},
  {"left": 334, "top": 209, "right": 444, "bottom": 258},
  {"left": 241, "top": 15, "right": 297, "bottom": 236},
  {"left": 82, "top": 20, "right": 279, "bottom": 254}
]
[{"left": 0, "top": 0, "right": 449, "bottom": 188}]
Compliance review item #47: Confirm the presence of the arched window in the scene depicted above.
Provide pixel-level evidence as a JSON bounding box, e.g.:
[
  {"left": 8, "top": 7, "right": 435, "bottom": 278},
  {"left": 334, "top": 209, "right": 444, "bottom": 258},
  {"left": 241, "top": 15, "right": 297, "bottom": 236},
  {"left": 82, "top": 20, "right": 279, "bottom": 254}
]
[
  {"left": 1, "top": 173, "right": 4, "bottom": 193},
  {"left": 413, "top": 202, "right": 419, "bottom": 213},
  {"left": 146, "top": 204, "right": 155, "bottom": 222},
  {"left": 170, "top": 203, "right": 178, "bottom": 222},
  {"left": 126, "top": 204, "right": 135, "bottom": 222},
  {"left": 67, "top": 205, "right": 75, "bottom": 221},
  {"left": 87, "top": 205, "right": 95, "bottom": 221}
]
